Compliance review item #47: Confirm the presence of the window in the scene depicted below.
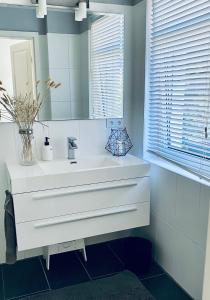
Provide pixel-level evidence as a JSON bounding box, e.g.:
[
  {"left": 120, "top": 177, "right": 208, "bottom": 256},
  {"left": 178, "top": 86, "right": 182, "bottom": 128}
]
[
  {"left": 145, "top": 0, "right": 210, "bottom": 180},
  {"left": 89, "top": 14, "right": 124, "bottom": 119}
]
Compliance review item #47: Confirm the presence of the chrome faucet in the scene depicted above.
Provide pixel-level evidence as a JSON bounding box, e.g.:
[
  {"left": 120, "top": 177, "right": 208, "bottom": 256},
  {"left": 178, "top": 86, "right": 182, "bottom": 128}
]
[{"left": 67, "top": 137, "right": 78, "bottom": 160}]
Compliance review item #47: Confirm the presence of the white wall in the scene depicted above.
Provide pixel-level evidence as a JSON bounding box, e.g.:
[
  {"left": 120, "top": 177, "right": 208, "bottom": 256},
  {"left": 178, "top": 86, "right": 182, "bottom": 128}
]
[
  {"left": 138, "top": 166, "right": 209, "bottom": 299},
  {"left": 131, "top": 1, "right": 210, "bottom": 299}
]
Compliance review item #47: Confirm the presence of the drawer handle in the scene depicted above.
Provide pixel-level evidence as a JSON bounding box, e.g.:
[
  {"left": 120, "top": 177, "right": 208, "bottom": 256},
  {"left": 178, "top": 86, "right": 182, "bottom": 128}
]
[
  {"left": 32, "top": 182, "right": 138, "bottom": 200},
  {"left": 34, "top": 205, "right": 138, "bottom": 228}
]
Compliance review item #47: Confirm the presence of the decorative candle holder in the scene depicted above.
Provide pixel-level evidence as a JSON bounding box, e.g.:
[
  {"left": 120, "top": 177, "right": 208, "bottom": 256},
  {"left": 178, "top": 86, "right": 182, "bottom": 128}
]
[{"left": 105, "top": 127, "right": 133, "bottom": 156}]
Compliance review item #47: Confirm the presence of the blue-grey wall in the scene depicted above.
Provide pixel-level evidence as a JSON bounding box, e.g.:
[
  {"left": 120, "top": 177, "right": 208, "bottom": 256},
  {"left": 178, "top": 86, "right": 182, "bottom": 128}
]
[
  {"left": 46, "top": 11, "right": 80, "bottom": 34},
  {"left": 130, "top": 0, "right": 146, "bottom": 157},
  {"left": 0, "top": 7, "right": 79, "bottom": 35},
  {"left": 0, "top": 6, "right": 46, "bottom": 34},
  {"left": 91, "top": 0, "right": 142, "bottom": 5},
  {"left": 0, "top": 0, "right": 142, "bottom": 35},
  {"left": 31, "top": 0, "right": 143, "bottom": 6}
]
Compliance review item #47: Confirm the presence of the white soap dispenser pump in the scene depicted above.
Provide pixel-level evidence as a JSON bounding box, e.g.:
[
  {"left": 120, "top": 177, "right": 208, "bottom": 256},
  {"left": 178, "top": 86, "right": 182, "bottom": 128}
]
[{"left": 42, "top": 137, "right": 53, "bottom": 161}]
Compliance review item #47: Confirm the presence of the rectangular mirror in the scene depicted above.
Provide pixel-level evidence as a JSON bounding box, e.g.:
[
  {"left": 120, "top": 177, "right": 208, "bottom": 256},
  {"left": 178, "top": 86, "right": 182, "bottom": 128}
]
[{"left": 0, "top": 6, "right": 124, "bottom": 122}]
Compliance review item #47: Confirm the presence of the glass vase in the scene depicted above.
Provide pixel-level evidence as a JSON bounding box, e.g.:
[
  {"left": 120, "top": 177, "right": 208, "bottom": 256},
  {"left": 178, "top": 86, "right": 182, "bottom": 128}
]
[{"left": 18, "top": 127, "right": 36, "bottom": 166}]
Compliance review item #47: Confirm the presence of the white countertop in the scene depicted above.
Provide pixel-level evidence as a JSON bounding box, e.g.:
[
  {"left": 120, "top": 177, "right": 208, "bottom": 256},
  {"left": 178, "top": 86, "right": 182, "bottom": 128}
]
[{"left": 6, "top": 154, "right": 150, "bottom": 194}]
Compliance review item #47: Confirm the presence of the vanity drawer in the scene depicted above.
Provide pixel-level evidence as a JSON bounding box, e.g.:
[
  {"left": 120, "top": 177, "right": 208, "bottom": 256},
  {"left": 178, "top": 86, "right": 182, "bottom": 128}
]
[
  {"left": 16, "top": 202, "right": 150, "bottom": 251},
  {"left": 14, "top": 178, "right": 150, "bottom": 223}
]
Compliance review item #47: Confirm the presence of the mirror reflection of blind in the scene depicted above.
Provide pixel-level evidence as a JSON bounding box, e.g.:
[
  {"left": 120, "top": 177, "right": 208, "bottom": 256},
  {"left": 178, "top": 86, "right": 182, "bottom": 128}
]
[
  {"left": 90, "top": 15, "right": 124, "bottom": 119},
  {"left": 147, "top": 0, "right": 210, "bottom": 180}
]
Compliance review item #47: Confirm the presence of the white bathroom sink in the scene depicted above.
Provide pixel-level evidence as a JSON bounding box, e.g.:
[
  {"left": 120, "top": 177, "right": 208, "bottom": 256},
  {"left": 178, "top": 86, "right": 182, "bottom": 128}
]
[
  {"left": 6, "top": 154, "right": 150, "bottom": 193},
  {"left": 39, "top": 156, "right": 120, "bottom": 174}
]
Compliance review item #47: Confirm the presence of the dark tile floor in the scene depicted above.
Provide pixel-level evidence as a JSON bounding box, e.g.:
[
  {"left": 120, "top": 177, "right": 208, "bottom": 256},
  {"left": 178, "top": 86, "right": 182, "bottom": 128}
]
[{"left": 0, "top": 240, "right": 193, "bottom": 300}]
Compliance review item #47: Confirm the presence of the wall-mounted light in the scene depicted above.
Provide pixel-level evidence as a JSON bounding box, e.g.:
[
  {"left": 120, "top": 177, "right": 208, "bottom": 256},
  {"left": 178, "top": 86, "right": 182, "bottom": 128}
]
[
  {"left": 36, "top": 0, "right": 47, "bottom": 19},
  {"left": 75, "top": 0, "right": 89, "bottom": 22},
  {"left": 79, "top": 1, "right": 87, "bottom": 19},
  {"left": 35, "top": 0, "right": 89, "bottom": 21},
  {"left": 75, "top": 7, "right": 83, "bottom": 22}
]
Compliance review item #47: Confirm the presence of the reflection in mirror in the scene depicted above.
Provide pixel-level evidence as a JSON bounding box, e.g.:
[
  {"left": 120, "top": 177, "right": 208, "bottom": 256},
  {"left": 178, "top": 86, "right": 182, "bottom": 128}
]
[
  {"left": 90, "top": 15, "right": 124, "bottom": 119},
  {"left": 0, "top": 10, "right": 124, "bottom": 122},
  {"left": 0, "top": 37, "right": 36, "bottom": 122},
  {"left": 44, "top": 11, "right": 124, "bottom": 121}
]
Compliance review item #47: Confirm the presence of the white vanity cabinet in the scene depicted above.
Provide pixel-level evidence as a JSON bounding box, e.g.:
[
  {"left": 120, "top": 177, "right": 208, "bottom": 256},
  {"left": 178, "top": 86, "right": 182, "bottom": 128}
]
[{"left": 6, "top": 155, "right": 150, "bottom": 254}]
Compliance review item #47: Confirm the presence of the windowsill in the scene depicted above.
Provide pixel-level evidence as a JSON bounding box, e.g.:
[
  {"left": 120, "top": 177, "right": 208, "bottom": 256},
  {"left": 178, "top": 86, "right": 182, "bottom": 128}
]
[{"left": 144, "top": 152, "right": 210, "bottom": 187}]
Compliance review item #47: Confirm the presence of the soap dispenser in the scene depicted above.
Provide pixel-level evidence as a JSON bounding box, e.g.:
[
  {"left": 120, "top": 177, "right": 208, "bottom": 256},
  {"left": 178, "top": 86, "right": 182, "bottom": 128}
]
[{"left": 42, "top": 137, "right": 53, "bottom": 161}]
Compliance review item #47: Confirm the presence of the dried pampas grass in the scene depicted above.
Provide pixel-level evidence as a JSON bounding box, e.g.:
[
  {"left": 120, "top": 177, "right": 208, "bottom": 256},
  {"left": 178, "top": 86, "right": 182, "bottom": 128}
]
[
  {"left": 0, "top": 79, "right": 60, "bottom": 125},
  {"left": 0, "top": 79, "right": 61, "bottom": 165}
]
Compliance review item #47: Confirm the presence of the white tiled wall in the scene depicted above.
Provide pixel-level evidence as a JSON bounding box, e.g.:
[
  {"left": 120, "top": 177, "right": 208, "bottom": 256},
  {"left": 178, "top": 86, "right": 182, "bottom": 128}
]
[
  {"left": 135, "top": 167, "right": 210, "bottom": 300},
  {"left": 47, "top": 33, "right": 83, "bottom": 120},
  {"left": 144, "top": 166, "right": 209, "bottom": 299}
]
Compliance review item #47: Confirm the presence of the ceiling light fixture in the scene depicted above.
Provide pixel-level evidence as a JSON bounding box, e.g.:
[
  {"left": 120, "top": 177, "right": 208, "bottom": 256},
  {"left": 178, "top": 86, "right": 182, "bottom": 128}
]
[
  {"left": 79, "top": 1, "right": 87, "bottom": 19},
  {"left": 75, "top": 0, "right": 89, "bottom": 22},
  {"left": 75, "top": 8, "right": 83, "bottom": 22},
  {"left": 36, "top": 0, "right": 47, "bottom": 19},
  {"left": 35, "top": 0, "right": 89, "bottom": 21}
]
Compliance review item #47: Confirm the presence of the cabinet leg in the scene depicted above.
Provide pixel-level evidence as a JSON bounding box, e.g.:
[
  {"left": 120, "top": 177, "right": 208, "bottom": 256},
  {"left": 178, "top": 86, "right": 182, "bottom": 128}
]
[
  {"left": 45, "top": 254, "right": 50, "bottom": 270},
  {"left": 82, "top": 247, "right": 87, "bottom": 262}
]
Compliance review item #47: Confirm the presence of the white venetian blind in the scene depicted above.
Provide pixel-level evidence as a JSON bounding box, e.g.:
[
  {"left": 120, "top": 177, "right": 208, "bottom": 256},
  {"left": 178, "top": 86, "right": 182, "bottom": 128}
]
[
  {"left": 90, "top": 15, "right": 124, "bottom": 119},
  {"left": 147, "top": 0, "right": 210, "bottom": 179}
]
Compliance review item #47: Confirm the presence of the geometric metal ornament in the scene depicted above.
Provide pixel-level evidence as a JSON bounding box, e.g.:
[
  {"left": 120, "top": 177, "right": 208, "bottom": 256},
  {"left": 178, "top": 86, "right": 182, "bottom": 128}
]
[{"left": 105, "top": 127, "right": 133, "bottom": 156}]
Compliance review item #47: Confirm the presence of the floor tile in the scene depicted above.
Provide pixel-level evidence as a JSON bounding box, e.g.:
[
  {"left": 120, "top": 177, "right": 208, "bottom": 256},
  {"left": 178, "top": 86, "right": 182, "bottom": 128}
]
[
  {"left": 42, "top": 251, "right": 90, "bottom": 290},
  {"left": 3, "top": 258, "right": 49, "bottom": 300},
  {"left": 108, "top": 239, "right": 164, "bottom": 279},
  {"left": 139, "top": 261, "right": 165, "bottom": 280},
  {"left": 108, "top": 238, "right": 126, "bottom": 265},
  {"left": 142, "top": 274, "right": 193, "bottom": 300},
  {"left": 81, "top": 243, "right": 124, "bottom": 279}
]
